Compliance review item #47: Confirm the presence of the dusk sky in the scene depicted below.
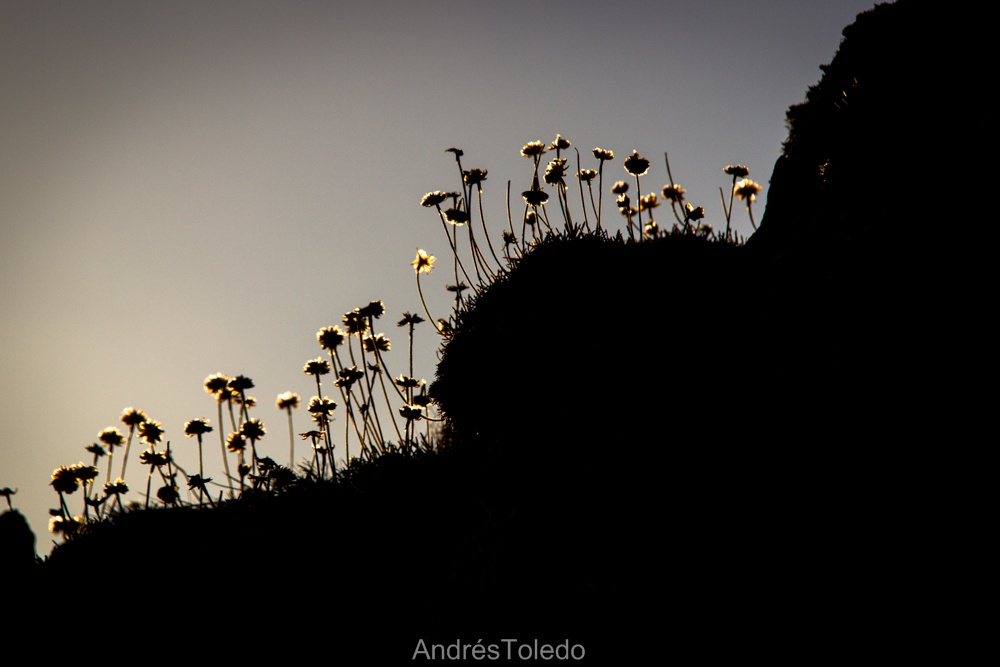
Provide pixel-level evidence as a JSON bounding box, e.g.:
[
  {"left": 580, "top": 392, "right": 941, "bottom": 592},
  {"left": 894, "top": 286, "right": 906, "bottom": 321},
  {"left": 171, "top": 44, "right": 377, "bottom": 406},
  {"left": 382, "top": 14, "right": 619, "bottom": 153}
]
[{"left": 1, "top": 0, "right": 877, "bottom": 551}]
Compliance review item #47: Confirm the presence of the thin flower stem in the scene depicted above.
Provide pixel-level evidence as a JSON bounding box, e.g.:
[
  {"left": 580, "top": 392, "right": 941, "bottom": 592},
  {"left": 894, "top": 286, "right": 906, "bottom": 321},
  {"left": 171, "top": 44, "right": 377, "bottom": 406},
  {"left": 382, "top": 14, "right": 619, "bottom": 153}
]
[
  {"left": 285, "top": 407, "right": 295, "bottom": 469},
  {"left": 476, "top": 186, "right": 503, "bottom": 272},
  {"left": 216, "top": 400, "right": 235, "bottom": 498}
]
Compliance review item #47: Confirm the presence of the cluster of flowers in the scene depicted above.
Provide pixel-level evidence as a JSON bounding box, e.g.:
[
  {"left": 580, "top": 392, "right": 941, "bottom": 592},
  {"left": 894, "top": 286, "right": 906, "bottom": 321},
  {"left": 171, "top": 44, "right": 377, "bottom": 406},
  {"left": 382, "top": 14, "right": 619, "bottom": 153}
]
[
  {"left": 411, "top": 136, "right": 761, "bottom": 333},
  {"left": 42, "top": 301, "right": 436, "bottom": 541}
]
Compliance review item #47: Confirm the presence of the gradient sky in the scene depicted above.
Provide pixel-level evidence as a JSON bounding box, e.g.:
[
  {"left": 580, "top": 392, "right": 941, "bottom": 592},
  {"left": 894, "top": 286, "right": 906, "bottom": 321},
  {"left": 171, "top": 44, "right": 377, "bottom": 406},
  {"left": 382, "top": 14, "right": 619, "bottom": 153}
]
[{"left": 1, "top": 0, "right": 877, "bottom": 552}]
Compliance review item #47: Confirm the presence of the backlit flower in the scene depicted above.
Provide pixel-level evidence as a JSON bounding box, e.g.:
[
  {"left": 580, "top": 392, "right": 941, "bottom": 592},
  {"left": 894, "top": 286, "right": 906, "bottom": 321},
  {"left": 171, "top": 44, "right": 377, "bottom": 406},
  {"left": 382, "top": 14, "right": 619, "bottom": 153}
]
[
  {"left": 578, "top": 169, "right": 597, "bottom": 183},
  {"left": 394, "top": 375, "right": 423, "bottom": 390},
  {"left": 98, "top": 427, "right": 124, "bottom": 448},
  {"left": 226, "top": 433, "right": 247, "bottom": 453},
  {"left": 610, "top": 180, "right": 629, "bottom": 195},
  {"left": 685, "top": 203, "right": 706, "bottom": 220},
  {"left": 592, "top": 148, "right": 614, "bottom": 161},
  {"left": 51, "top": 466, "right": 80, "bottom": 494},
  {"left": 543, "top": 158, "right": 568, "bottom": 185},
  {"left": 120, "top": 407, "right": 147, "bottom": 428},
  {"left": 103, "top": 478, "right": 129, "bottom": 496},
  {"left": 307, "top": 396, "right": 337, "bottom": 415},
  {"left": 139, "top": 449, "right": 168, "bottom": 467},
  {"left": 359, "top": 300, "right": 385, "bottom": 319},
  {"left": 444, "top": 208, "right": 469, "bottom": 225},
  {"left": 412, "top": 249, "right": 436, "bottom": 274},
  {"left": 462, "top": 169, "right": 488, "bottom": 186},
  {"left": 303, "top": 358, "right": 331, "bottom": 376},
  {"left": 184, "top": 418, "right": 213, "bottom": 437},
  {"left": 521, "top": 141, "right": 546, "bottom": 158},
  {"left": 342, "top": 310, "right": 369, "bottom": 335},
  {"left": 624, "top": 151, "right": 650, "bottom": 177},
  {"left": 399, "top": 404, "right": 424, "bottom": 421},
  {"left": 445, "top": 147, "right": 464, "bottom": 157},
  {"left": 240, "top": 418, "right": 266, "bottom": 441},
  {"left": 661, "top": 184, "right": 686, "bottom": 202},
  {"left": 276, "top": 392, "right": 300, "bottom": 410},
  {"left": 86, "top": 443, "right": 106, "bottom": 457},
  {"left": 734, "top": 178, "right": 761, "bottom": 202},
  {"left": 397, "top": 312, "right": 425, "bottom": 327},
  {"left": 318, "top": 325, "right": 346, "bottom": 351},
  {"left": 138, "top": 420, "right": 164, "bottom": 445},
  {"left": 639, "top": 193, "right": 660, "bottom": 211},
  {"left": 724, "top": 164, "right": 750, "bottom": 177},
  {"left": 421, "top": 191, "right": 449, "bottom": 207},
  {"left": 203, "top": 373, "right": 229, "bottom": 396},
  {"left": 228, "top": 375, "right": 254, "bottom": 392},
  {"left": 522, "top": 175, "right": 549, "bottom": 207},
  {"left": 156, "top": 485, "right": 179, "bottom": 505},
  {"left": 363, "top": 333, "right": 391, "bottom": 353}
]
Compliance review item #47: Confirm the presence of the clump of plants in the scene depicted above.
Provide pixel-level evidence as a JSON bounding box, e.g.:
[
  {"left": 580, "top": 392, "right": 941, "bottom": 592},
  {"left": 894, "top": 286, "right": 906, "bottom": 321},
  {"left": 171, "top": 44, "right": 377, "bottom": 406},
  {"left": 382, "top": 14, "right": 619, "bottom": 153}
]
[{"left": 6, "top": 134, "right": 760, "bottom": 550}]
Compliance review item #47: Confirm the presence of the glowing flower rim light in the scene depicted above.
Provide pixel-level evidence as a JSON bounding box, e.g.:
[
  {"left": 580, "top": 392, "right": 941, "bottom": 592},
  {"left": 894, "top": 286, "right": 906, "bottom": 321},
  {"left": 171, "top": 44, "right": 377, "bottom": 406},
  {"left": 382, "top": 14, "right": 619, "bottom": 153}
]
[{"left": 412, "top": 249, "right": 436, "bottom": 274}]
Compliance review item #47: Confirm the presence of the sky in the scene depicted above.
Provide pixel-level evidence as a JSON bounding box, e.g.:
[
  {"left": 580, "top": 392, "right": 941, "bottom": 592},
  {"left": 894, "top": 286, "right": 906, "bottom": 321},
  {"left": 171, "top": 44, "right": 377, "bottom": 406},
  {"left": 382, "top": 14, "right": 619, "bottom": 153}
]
[{"left": 0, "top": 0, "right": 878, "bottom": 553}]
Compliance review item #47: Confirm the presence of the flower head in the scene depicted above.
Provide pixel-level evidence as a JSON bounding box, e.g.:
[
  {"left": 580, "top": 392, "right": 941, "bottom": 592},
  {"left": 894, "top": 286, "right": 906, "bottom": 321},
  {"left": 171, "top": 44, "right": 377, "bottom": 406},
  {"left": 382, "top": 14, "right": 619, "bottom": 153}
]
[
  {"left": 120, "top": 407, "right": 147, "bottom": 428},
  {"left": 303, "top": 358, "right": 331, "bottom": 376},
  {"left": 443, "top": 208, "right": 469, "bottom": 225},
  {"left": 276, "top": 392, "right": 300, "bottom": 410},
  {"left": 397, "top": 312, "right": 425, "bottom": 327},
  {"left": 522, "top": 175, "right": 549, "bottom": 207},
  {"left": 360, "top": 300, "right": 385, "bottom": 320},
  {"left": 549, "top": 134, "right": 571, "bottom": 151},
  {"left": 139, "top": 449, "right": 169, "bottom": 467},
  {"left": 610, "top": 180, "right": 629, "bottom": 195},
  {"left": 317, "top": 326, "right": 346, "bottom": 351},
  {"left": 138, "top": 420, "right": 164, "bottom": 446},
  {"left": 734, "top": 178, "right": 761, "bottom": 203},
  {"left": 363, "top": 333, "right": 391, "bottom": 353},
  {"left": 342, "top": 310, "right": 369, "bottom": 336},
  {"left": 639, "top": 193, "right": 660, "bottom": 211},
  {"left": 578, "top": 168, "right": 597, "bottom": 183},
  {"left": 412, "top": 249, "right": 436, "bottom": 275},
  {"left": 184, "top": 418, "right": 213, "bottom": 437},
  {"left": 724, "top": 164, "right": 750, "bottom": 178},
  {"left": 421, "top": 191, "right": 449, "bottom": 208},
  {"left": 592, "top": 148, "right": 614, "bottom": 162},
  {"left": 307, "top": 396, "right": 337, "bottom": 415},
  {"left": 103, "top": 478, "right": 129, "bottom": 496},
  {"left": 226, "top": 433, "right": 247, "bottom": 453},
  {"left": 98, "top": 427, "right": 125, "bottom": 448},
  {"left": 520, "top": 141, "right": 547, "bottom": 158},
  {"left": 685, "top": 203, "right": 706, "bottom": 220},
  {"left": 462, "top": 169, "right": 488, "bottom": 186},
  {"left": 661, "top": 184, "right": 686, "bottom": 203},
  {"left": 49, "top": 515, "right": 83, "bottom": 537},
  {"left": 156, "top": 485, "right": 180, "bottom": 505},
  {"left": 86, "top": 443, "right": 107, "bottom": 457},
  {"left": 394, "top": 375, "right": 423, "bottom": 390},
  {"left": 228, "top": 375, "right": 254, "bottom": 392},
  {"left": 398, "top": 404, "right": 425, "bottom": 421},
  {"left": 335, "top": 366, "right": 364, "bottom": 389},
  {"left": 445, "top": 147, "right": 464, "bottom": 158},
  {"left": 624, "top": 151, "right": 650, "bottom": 177},
  {"left": 240, "top": 418, "right": 266, "bottom": 441},
  {"left": 543, "top": 158, "right": 568, "bottom": 185},
  {"left": 203, "top": 373, "right": 230, "bottom": 396}
]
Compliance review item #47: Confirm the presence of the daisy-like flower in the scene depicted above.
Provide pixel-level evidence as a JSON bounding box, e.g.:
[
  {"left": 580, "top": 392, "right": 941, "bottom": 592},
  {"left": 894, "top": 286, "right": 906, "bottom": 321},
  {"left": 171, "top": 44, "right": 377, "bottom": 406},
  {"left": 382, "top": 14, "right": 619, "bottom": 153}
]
[
  {"left": 644, "top": 220, "right": 659, "bottom": 238},
  {"left": 411, "top": 394, "right": 433, "bottom": 408},
  {"left": 103, "top": 478, "right": 129, "bottom": 496},
  {"left": 276, "top": 392, "right": 300, "bottom": 410},
  {"left": 240, "top": 418, "right": 266, "bottom": 441},
  {"left": 363, "top": 333, "right": 391, "bottom": 353},
  {"left": 184, "top": 418, "right": 213, "bottom": 437},
  {"left": 734, "top": 178, "right": 761, "bottom": 202},
  {"left": 307, "top": 396, "right": 337, "bottom": 415},
  {"left": 462, "top": 169, "right": 488, "bottom": 186},
  {"left": 203, "top": 373, "right": 230, "bottom": 396},
  {"left": 502, "top": 230, "right": 517, "bottom": 246},
  {"left": 303, "top": 358, "right": 331, "bottom": 376},
  {"left": 138, "top": 420, "right": 164, "bottom": 446},
  {"left": 228, "top": 375, "right": 254, "bottom": 392},
  {"left": 623, "top": 151, "right": 650, "bottom": 177},
  {"left": 578, "top": 168, "right": 598, "bottom": 183},
  {"left": 359, "top": 300, "right": 385, "bottom": 320},
  {"left": 394, "top": 375, "right": 423, "bottom": 390},
  {"left": 342, "top": 310, "right": 369, "bottom": 336},
  {"left": 317, "top": 327, "right": 345, "bottom": 354},
  {"left": 543, "top": 158, "right": 568, "bottom": 185},
  {"left": 610, "top": 180, "right": 629, "bottom": 195},
  {"left": 335, "top": 366, "right": 365, "bottom": 389},
  {"left": 724, "top": 164, "right": 750, "bottom": 178},
  {"left": 443, "top": 208, "right": 469, "bottom": 225},
  {"left": 522, "top": 175, "right": 549, "bottom": 207},
  {"left": 226, "top": 433, "right": 247, "bottom": 453},
  {"left": 412, "top": 249, "right": 436, "bottom": 274},
  {"left": 72, "top": 464, "right": 99, "bottom": 485},
  {"left": 549, "top": 134, "right": 571, "bottom": 151},
  {"left": 120, "top": 407, "right": 147, "bottom": 428},
  {"left": 520, "top": 141, "right": 546, "bottom": 158},
  {"left": 398, "top": 404, "right": 424, "bottom": 421},
  {"left": 524, "top": 211, "right": 537, "bottom": 226},
  {"left": 592, "top": 148, "right": 614, "bottom": 161},
  {"left": 138, "top": 449, "right": 169, "bottom": 467},
  {"left": 661, "top": 184, "right": 686, "bottom": 202},
  {"left": 421, "top": 191, "right": 449, "bottom": 208},
  {"left": 98, "top": 427, "right": 124, "bottom": 448},
  {"left": 445, "top": 147, "right": 464, "bottom": 158},
  {"left": 51, "top": 466, "right": 80, "bottom": 495},
  {"left": 685, "top": 203, "right": 706, "bottom": 220},
  {"left": 639, "top": 193, "right": 660, "bottom": 211}
]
